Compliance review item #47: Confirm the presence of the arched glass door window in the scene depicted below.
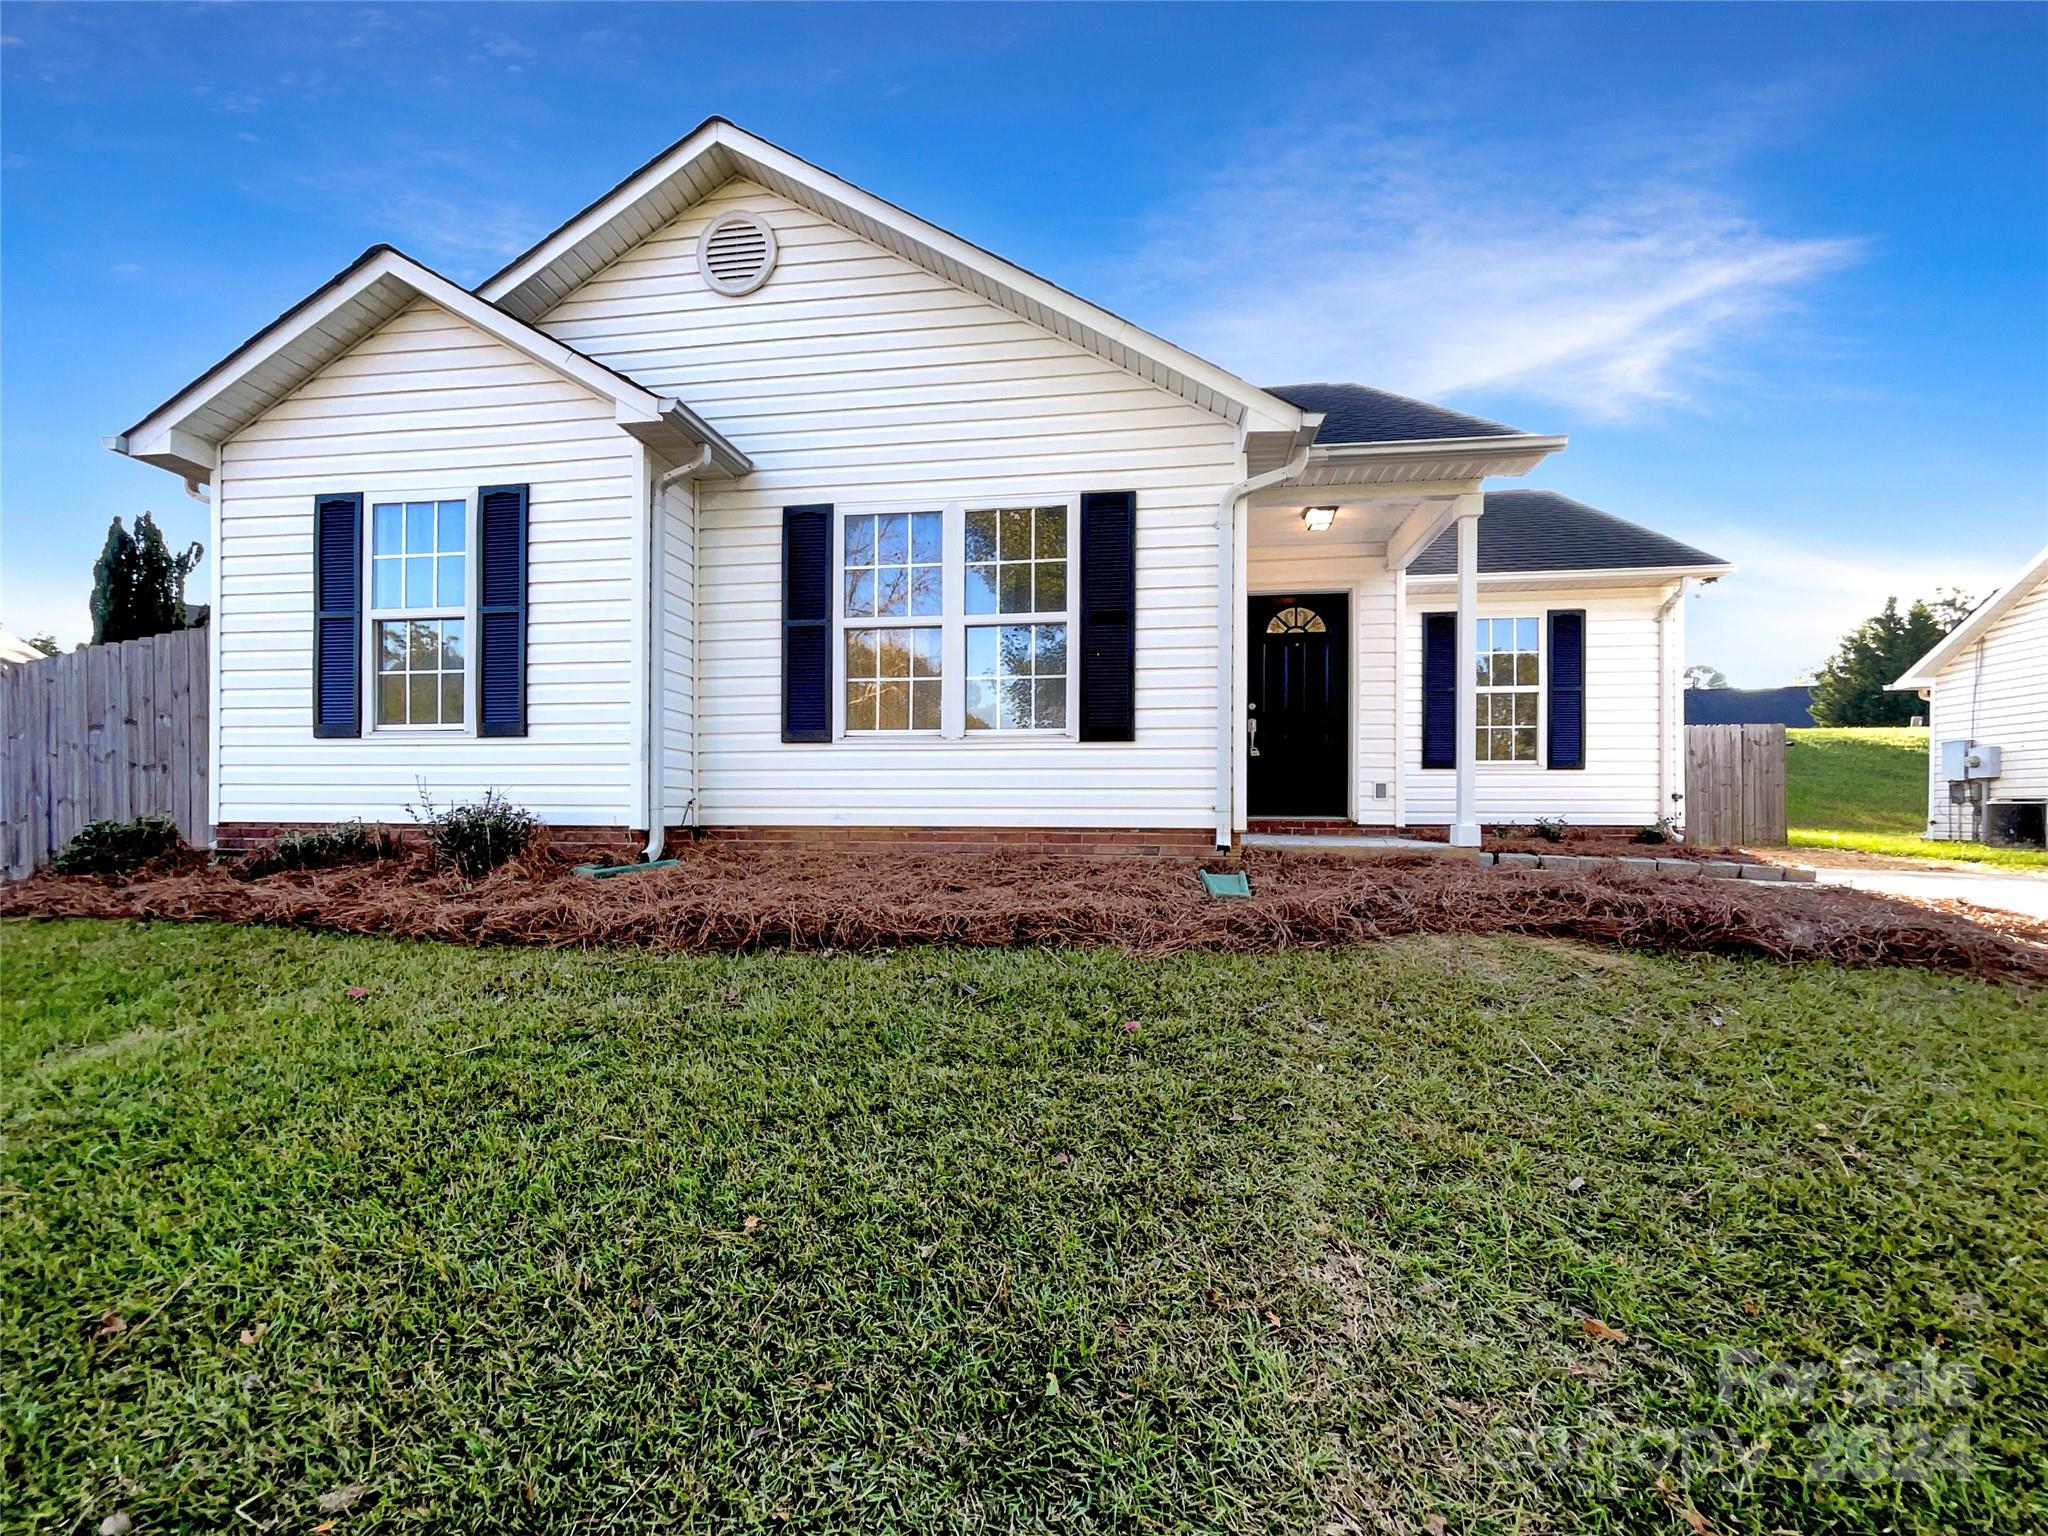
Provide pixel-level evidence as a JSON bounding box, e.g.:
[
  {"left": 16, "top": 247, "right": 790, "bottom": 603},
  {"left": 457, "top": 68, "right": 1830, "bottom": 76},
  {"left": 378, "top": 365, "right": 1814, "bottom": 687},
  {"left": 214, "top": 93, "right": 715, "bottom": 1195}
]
[{"left": 1265, "top": 604, "right": 1327, "bottom": 635}]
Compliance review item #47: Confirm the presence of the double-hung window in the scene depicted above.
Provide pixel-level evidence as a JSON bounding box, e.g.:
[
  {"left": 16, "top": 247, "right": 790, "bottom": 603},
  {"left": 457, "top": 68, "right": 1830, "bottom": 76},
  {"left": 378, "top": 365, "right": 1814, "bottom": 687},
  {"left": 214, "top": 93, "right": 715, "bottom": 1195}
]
[
  {"left": 835, "top": 499, "right": 1076, "bottom": 738},
  {"left": 1474, "top": 616, "right": 1540, "bottom": 762},
  {"left": 368, "top": 497, "right": 469, "bottom": 730}
]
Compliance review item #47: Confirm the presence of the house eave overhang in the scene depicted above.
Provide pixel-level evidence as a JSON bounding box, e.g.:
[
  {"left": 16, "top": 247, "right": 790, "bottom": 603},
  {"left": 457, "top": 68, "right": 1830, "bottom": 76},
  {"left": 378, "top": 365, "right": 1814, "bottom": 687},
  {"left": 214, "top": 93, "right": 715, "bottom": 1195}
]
[
  {"left": 109, "top": 244, "right": 751, "bottom": 485},
  {"left": 474, "top": 117, "right": 1306, "bottom": 437},
  {"left": 1888, "top": 543, "right": 2048, "bottom": 690},
  {"left": 1405, "top": 561, "right": 1735, "bottom": 591},
  {"left": 1284, "top": 433, "right": 1568, "bottom": 489}
]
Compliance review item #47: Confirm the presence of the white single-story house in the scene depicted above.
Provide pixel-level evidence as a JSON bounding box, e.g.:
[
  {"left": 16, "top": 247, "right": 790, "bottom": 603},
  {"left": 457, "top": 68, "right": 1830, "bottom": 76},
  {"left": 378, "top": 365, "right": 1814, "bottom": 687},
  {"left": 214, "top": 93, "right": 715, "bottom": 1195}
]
[
  {"left": 109, "top": 117, "right": 1732, "bottom": 859},
  {"left": 1891, "top": 545, "right": 2048, "bottom": 846}
]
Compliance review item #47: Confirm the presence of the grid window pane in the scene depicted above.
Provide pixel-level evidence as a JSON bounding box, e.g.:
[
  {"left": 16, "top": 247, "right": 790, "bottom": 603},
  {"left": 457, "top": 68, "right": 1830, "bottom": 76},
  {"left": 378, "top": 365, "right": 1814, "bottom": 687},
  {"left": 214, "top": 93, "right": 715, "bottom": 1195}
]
[
  {"left": 843, "top": 625, "right": 940, "bottom": 731},
  {"left": 844, "top": 511, "right": 941, "bottom": 624},
  {"left": 373, "top": 618, "right": 465, "bottom": 726},
  {"left": 965, "top": 622, "right": 1067, "bottom": 731},
  {"left": 1473, "top": 615, "right": 1541, "bottom": 762},
  {"left": 373, "top": 504, "right": 403, "bottom": 555},
  {"left": 405, "top": 502, "right": 434, "bottom": 553},
  {"left": 966, "top": 505, "right": 1068, "bottom": 617}
]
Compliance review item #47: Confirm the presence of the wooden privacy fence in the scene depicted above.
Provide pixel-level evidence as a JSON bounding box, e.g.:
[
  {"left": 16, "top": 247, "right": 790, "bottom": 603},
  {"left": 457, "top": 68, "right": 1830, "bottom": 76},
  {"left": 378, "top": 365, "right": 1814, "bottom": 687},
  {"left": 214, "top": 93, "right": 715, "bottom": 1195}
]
[
  {"left": 1684, "top": 723, "right": 1787, "bottom": 846},
  {"left": 1, "top": 628, "right": 209, "bottom": 877}
]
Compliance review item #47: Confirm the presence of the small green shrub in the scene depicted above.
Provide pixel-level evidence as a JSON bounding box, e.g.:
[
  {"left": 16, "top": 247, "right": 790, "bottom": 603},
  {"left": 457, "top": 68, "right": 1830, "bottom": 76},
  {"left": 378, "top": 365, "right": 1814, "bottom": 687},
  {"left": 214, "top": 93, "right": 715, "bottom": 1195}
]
[
  {"left": 1632, "top": 816, "right": 1682, "bottom": 845},
  {"left": 412, "top": 788, "right": 537, "bottom": 878},
  {"left": 1532, "top": 816, "right": 1568, "bottom": 843},
  {"left": 241, "top": 820, "right": 401, "bottom": 878},
  {"left": 51, "top": 815, "right": 182, "bottom": 876}
]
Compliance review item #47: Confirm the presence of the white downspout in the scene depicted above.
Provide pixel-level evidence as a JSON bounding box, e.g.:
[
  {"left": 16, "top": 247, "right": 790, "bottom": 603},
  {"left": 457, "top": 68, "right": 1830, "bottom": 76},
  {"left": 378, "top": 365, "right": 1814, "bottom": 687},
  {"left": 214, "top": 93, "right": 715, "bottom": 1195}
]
[
  {"left": 1213, "top": 431, "right": 1316, "bottom": 850},
  {"left": 645, "top": 443, "right": 713, "bottom": 859},
  {"left": 1656, "top": 577, "right": 1690, "bottom": 832}
]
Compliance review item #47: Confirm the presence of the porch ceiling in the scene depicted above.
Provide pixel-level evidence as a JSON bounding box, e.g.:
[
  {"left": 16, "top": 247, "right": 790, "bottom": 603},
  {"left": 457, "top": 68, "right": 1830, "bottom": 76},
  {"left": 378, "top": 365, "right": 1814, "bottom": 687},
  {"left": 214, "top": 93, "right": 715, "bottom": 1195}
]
[{"left": 1245, "top": 490, "right": 1455, "bottom": 550}]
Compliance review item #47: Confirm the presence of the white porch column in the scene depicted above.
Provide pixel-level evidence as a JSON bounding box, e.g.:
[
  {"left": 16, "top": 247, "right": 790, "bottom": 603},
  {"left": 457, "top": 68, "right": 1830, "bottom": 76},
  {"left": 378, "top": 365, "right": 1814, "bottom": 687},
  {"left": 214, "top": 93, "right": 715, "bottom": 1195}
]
[{"left": 1451, "top": 497, "right": 1482, "bottom": 847}]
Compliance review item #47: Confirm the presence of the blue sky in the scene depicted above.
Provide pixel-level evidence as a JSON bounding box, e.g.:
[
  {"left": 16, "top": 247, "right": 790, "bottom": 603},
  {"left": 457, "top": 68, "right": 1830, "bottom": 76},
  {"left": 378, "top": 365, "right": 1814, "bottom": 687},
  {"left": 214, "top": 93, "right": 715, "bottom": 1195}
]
[{"left": 3, "top": 2, "right": 2044, "bottom": 682}]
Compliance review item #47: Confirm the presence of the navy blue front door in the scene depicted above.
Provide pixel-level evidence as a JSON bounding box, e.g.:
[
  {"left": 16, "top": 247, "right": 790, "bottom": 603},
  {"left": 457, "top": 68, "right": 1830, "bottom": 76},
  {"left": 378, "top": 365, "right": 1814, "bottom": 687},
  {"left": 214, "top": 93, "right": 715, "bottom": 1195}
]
[{"left": 1247, "top": 593, "right": 1348, "bottom": 817}]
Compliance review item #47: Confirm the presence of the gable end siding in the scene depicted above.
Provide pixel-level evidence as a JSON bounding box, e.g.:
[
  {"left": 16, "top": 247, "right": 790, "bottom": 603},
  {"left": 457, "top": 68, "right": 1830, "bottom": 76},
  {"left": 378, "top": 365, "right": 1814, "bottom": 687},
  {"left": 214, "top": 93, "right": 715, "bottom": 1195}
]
[
  {"left": 538, "top": 180, "right": 1241, "bottom": 828},
  {"left": 214, "top": 298, "right": 641, "bottom": 826}
]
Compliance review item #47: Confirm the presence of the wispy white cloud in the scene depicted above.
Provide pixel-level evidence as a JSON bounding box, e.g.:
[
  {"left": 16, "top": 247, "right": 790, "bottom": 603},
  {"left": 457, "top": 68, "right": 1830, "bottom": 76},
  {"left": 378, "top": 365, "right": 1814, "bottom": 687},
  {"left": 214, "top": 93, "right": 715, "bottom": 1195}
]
[
  {"left": 1132, "top": 111, "right": 1860, "bottom": 419},
  {"left": 1684, "top": 524, "right": 2012, "bottom": 685},
  {"left": 473, "top": 30, "right": 536, "bottom": 62}
]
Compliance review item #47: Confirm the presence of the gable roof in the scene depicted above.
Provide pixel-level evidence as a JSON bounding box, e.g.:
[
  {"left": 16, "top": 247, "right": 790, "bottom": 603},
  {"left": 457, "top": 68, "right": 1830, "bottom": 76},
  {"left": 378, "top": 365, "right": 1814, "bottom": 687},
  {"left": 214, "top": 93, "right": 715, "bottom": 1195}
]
[
  {"left": 1407, "top": 490, "right": 1731, "bottom": 578},
  {"left": 475, "top": 117, "right": 1306, "bottom": 436},
  {"left": 110, "top": 245, "right": 751, "bottom": 484},
  {"left": 1890, "top": 544, "right": 2048, "bottom": 689},
  {"left": 1265, "top": 383, "right": 1528, "bottom": 445}
]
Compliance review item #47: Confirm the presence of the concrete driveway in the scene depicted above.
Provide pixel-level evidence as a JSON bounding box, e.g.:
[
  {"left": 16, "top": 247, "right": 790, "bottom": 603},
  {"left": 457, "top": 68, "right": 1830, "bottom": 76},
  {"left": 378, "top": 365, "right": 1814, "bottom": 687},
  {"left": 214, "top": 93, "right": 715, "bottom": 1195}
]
[{"left": 1810, "top": 863, "right": 2048, "bottom": 922}]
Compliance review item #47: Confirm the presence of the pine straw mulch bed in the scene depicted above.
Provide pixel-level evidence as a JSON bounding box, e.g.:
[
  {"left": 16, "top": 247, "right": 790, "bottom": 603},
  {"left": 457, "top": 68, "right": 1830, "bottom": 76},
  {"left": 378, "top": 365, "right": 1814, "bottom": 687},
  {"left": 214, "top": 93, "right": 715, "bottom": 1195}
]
[
  {"left": 1390, "top": 824, "right": 1760, "bottom": 863},
  {"left": 4, "top": 841, "right": 2044, "bottom": 985}
]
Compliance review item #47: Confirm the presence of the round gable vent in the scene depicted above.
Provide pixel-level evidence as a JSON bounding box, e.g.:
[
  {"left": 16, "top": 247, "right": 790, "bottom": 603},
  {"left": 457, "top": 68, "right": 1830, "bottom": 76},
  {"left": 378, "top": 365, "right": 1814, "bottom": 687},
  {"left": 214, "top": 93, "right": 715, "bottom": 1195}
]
[{"left": 697, "top": 211, "right": 778, "bottom": 296}]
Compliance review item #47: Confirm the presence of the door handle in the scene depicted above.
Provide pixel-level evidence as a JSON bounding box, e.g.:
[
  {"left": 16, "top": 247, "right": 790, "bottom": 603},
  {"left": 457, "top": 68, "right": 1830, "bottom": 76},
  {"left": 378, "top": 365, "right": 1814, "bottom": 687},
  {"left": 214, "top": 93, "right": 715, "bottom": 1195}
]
[{"left": 1247, "top": 717, "right": 1260, "bottom": 758}]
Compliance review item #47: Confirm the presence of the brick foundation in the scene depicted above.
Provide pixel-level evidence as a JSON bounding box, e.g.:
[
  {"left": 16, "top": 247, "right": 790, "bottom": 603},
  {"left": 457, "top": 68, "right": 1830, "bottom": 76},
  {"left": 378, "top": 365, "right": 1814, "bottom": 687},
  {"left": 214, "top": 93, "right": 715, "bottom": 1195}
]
[
  {"left": 215, "top": 822, "right": 1217, "bottom": 861},
  {"left": 1246, "top": 819, "right": 1439, "bottom": 839},
  {"left": 688, "top": 825, "right": 1217, "bottom": 859}
]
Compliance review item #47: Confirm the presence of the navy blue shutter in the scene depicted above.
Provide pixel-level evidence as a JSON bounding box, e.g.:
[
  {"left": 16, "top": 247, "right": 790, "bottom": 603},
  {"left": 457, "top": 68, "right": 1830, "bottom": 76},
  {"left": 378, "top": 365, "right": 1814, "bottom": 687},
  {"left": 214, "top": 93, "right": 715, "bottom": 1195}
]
[
  {"left": 1077, "top": 490, "right": 1136, "bottom": 741},
  {"left": 476, "top": 484, "right": 529, "bottom": 737},
  {"left": 312, "top": 492, "right": 362, "bottom": 738},
  {"left": 1421, "top": 612, "right": 1458, "bottom": 769},
  {"left": 1547, "top": 609, "right": 1586, "bottom": 769},
  {"left": 782, "top": 505, "right": 832, "bottom": 742}
]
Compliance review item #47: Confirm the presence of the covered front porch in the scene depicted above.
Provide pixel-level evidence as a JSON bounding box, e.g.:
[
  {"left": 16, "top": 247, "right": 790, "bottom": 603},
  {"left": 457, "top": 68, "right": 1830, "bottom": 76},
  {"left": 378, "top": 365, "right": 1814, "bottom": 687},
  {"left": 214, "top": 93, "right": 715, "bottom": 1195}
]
[{"left": 1217, "top": 420, "right": 1565, "bottom": 850}]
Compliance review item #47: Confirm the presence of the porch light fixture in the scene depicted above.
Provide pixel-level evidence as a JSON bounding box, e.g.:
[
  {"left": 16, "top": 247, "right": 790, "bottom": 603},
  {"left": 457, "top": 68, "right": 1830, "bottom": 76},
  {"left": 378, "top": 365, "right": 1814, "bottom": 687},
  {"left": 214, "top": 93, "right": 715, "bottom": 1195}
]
[{"left": 1302, "top": 506, "right": 1337, "bottom": 533}]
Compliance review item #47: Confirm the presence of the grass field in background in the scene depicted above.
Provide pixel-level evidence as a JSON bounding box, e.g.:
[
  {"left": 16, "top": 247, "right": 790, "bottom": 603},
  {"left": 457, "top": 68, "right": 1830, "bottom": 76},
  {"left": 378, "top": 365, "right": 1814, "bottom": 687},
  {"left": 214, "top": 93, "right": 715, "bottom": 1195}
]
[
  {"left": 5, "top": 919, "right": 2043, "bottom": 1534},
  {"left": 1786, "top": 727, "right": 2048, "bottom": 868}
]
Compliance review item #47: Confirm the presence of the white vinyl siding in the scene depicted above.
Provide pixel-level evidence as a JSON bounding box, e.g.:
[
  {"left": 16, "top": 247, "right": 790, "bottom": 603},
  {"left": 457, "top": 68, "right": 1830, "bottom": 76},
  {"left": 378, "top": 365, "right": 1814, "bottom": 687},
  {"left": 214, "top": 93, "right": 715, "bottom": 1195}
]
[
  {"left": 214, "top": 298, "right": 640, "bottom": 826},
  {"left": 1921, "top": 573, "right": 2048, "bottom": 837},
  {"left": 537, "top": 180, "right": 1239, "bottom": 829},
  {"left": 659, "top": 471, "right": 697, "bottom": 825},
  {"left": 1401, "top": 586, "right": 1674, "bottom": 827}
]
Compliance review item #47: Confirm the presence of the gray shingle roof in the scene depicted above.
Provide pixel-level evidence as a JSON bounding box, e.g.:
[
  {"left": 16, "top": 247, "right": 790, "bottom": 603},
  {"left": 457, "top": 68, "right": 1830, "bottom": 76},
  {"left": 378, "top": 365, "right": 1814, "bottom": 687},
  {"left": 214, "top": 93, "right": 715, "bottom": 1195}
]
[
  {"left": 1263, "top": 382, "right": 1527, "bottom": 444},
  {"left": 1409, "top": 490, "right": 1728, "bottom": 576}
]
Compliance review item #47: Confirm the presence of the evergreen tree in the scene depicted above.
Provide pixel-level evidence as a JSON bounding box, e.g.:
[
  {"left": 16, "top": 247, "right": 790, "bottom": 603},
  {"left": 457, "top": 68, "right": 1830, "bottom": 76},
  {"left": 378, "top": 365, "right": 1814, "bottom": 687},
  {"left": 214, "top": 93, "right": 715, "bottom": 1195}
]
[
  {"left": 90, "top": 513, "right": 204, "bottom": 644},
  {"left": 1809, "top": 596, "right": 1959, "bottom": 725}
]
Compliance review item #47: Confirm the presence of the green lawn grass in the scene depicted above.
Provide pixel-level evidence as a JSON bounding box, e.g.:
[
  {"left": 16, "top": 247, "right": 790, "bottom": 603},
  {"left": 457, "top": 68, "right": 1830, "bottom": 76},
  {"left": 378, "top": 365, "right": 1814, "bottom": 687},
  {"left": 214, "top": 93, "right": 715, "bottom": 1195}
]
[
  {"left": 4, "top": 920, "right": 2044, "bottom": 1534},
  {"left": 1787, "top": 727, "right": 2048, "bottom": 868}
]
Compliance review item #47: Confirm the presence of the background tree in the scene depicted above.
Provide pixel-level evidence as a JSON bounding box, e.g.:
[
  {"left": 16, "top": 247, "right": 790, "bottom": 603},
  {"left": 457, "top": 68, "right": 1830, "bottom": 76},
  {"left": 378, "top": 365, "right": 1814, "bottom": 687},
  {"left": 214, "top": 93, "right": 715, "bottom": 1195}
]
[
  {"left": 90, "top": 513, "right": 204, "bottom": 644},
  {"left": 26, "top": 634, "right": 60, "bottom": 658},
  {"left": 1684, "top": 664, "right": 1728, "bottom": 689},
  {"left": 1808, "top": 595, "right": 1965, "bottom": 725}
]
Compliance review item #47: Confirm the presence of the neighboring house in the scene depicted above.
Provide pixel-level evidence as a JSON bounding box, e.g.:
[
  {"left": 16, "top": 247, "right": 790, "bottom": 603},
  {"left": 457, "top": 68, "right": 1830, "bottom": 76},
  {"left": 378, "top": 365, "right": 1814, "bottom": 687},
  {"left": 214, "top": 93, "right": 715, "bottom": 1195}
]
[
  {"left": 1684, "top": 685, "right": 1815, "bottom": 728},
  {"left": 1891, "top": 545, "right": 2048, "bottom": 845},
  {"left": 108, "top": 118, "right": 1732, "bottom": 858},
  {"left": 0, "top": 630, "right": 49, "bottom": 666}
]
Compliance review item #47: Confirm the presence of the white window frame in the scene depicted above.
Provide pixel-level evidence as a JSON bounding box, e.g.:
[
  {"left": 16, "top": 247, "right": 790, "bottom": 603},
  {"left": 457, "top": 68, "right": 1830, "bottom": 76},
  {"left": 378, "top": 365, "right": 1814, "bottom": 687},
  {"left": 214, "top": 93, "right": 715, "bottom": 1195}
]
[
  {"left": 831, "top": 495, "right": 1080, "bottom": 742},
  {"left": 361, "top": 489, "right": 478, "bottom": 736},
  {"left": 1473, "top": 613, "right": 1543, "bottom": 765}
]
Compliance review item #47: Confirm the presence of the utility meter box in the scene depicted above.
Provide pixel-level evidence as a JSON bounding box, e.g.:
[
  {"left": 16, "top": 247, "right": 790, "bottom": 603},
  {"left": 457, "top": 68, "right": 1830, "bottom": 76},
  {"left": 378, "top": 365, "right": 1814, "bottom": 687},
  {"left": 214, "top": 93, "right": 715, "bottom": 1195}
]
[{"left": 1941, "top": 739, "right": 2002, "bottom": 781}]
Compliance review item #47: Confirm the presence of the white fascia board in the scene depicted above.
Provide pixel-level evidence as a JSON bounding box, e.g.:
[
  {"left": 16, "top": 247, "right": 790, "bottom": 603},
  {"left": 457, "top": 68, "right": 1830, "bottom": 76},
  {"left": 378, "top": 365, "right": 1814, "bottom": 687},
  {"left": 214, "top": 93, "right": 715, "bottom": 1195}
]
[
  {"left": 475, "top": 119, "right": 1306, "bottom": 436},
  {"left": 1404, "top": 562, "right": 1737, "bottom": 589},
  {"left": 1311, "top": 434, "right": 1569, "bottom": 465},
  {"left": 1889, "top": 543, "right": 2048, "bottom": 688}
]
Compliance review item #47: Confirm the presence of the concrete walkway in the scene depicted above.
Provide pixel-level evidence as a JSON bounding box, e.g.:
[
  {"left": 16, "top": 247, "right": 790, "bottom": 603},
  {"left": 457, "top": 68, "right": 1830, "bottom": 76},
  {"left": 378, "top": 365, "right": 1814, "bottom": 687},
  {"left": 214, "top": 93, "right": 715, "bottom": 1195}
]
[{"left": 1811, "top": 864, "right": 2048, "bottom": 921}]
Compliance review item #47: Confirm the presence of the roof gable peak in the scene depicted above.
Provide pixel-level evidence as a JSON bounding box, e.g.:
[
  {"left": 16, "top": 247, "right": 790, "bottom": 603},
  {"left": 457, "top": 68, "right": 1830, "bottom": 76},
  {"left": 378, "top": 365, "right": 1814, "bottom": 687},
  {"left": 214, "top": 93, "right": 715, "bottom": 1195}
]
[{"left": 475, "top": 117, "right": 1303, "bottom": 435}]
